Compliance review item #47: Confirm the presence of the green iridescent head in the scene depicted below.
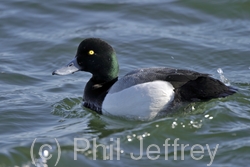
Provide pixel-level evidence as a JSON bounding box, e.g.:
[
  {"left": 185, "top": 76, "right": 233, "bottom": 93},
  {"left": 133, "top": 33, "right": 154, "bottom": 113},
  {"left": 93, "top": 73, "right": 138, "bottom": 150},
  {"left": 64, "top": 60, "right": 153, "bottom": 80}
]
[{"left": 53, "top": 38, "right": 119, "bottom": 82}]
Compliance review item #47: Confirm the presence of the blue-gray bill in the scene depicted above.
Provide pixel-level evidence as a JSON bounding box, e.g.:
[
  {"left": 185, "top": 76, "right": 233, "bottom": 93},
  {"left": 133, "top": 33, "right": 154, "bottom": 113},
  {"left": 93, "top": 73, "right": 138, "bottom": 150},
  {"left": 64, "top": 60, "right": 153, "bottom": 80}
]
[{"left": 52, "top": 58, "right": 80, "bottom": 75}]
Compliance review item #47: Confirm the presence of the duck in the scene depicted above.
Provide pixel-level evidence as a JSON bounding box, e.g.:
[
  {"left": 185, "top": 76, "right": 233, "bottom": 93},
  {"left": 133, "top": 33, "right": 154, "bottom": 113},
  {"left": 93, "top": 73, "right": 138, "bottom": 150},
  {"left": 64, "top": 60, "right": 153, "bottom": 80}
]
[{"left": 52, "top": 38, "right": 236, "bottom": 120}]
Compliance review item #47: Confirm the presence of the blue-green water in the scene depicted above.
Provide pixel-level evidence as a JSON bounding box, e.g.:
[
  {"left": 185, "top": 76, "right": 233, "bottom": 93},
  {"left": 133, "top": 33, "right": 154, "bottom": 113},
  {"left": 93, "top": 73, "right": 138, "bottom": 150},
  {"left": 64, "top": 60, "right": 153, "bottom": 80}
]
[{"left": 1, "top": 1, "right": 250, "bottom": 167}]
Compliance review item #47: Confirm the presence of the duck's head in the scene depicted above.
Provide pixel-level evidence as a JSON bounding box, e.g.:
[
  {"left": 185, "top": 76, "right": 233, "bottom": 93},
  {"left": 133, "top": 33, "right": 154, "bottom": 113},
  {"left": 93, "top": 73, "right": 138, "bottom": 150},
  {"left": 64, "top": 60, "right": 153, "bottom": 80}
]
[{"left": 52, "top": 38, "right": 119, "bottom": 82}]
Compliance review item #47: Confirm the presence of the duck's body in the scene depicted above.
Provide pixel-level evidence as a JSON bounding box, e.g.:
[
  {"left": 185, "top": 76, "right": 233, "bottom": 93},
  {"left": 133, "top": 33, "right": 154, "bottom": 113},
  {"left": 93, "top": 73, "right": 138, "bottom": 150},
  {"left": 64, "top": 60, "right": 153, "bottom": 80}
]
[{"left": 53, "top": 38, "right": 236, "bottom": 120}]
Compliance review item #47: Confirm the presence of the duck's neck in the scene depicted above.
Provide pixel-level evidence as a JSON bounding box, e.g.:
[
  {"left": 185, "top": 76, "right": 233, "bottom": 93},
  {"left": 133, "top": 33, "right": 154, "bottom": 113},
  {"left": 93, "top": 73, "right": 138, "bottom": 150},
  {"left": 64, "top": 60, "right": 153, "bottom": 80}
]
[
  {"left": 91, "top": 74, "right": 117, "bottom": 84},
  {"left": 83, "top": 77, "right": 118, "bottom": 113},
  {"left": 83, "top": 52, "right": 119, "bottom": 113}
]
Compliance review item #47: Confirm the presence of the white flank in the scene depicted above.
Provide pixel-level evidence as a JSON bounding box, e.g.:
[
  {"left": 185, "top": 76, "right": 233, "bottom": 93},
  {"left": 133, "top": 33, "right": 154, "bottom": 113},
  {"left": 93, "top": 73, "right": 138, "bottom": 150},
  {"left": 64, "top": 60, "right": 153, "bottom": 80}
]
[{"left": 102, "top": 81, "right": 175, "bottom": 120}]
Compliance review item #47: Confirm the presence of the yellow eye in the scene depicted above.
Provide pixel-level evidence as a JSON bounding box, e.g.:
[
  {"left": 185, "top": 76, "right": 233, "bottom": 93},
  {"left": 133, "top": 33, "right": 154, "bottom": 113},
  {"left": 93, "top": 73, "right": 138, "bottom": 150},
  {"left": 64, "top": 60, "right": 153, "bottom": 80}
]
[{"left": 88, "top": 50, "right": 95, "bottom": 55}]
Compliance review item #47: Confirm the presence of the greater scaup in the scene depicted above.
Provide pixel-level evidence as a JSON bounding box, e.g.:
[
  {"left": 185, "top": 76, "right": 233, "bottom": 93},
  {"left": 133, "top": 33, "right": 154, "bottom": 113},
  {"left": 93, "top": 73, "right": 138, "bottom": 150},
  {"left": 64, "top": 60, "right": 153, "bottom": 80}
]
[{"left": 52, "top": 38, "right": 236, "bottom": 120}]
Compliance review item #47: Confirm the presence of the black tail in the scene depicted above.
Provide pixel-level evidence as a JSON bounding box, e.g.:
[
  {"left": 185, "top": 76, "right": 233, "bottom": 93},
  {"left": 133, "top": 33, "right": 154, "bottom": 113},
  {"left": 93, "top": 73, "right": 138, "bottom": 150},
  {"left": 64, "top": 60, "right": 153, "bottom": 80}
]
[
  {"left": 178, "top": 76, "right": 237, "bottom": 101},
  {"left": 218, "top": 86, "right": 237, "bottom": 98}
]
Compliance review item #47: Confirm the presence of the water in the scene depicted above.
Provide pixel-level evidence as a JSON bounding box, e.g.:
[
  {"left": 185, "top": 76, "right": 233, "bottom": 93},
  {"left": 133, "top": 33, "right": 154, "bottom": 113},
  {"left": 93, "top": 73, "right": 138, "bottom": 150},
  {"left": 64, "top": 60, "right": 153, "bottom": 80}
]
[{"left": 1, "top": 0, "right": 250, "bottom": 167}]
